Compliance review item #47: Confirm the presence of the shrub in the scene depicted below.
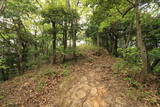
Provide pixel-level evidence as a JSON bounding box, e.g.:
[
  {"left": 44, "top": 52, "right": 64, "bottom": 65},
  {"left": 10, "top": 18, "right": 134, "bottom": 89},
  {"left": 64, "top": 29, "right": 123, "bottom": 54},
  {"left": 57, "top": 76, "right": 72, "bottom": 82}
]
[
  {"left": 117, "top": 46, "right": 141, "bottom": 65},
  {"left": 149, "top": 48, "right": 160, "bottom": 60},
  {"left": 149, "top": 48, "right": 160, "bottom": 73},
  {"left": 112, "top": 58, "right": 142, "bottom": 80},
  {"left": 112, "top": 58, "right": 127, "bottom": 72}
]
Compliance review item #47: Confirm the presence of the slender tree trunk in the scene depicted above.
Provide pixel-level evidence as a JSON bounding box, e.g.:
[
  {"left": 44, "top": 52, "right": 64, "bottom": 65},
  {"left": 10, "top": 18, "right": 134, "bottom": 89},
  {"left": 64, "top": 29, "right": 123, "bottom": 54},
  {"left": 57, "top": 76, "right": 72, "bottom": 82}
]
[
  {"left": 13, "top": 18, "right": 26, "bottom": 74},
  {"left": 63, "top": 22, "right": 68, "bottom": 63},
  {"left": 52, "top": 21, "right": 57, "bottom": 64},
  {"left": 72, "top": 19, "right": 77, "bottom": 61},
  {"left": 17, "top": 49, "right": 23, "bottom": 74},
  {"left": 125, "top": 23, "right": 132, "bottom": 48},
  {"left": 97, "top": 35, "right": 100, "bottom": 47},
  {"left": 113, "top": 38, "right": 118, "bottom": 56},
  {"left": 135, "top": 0, "right": 150, "bottom": 75},
  {"left": 105, "top": 36, "right": 110, "bottom": 52},
  {"left": 1, "top": 44, "right": 7, "bottom": 81},
  {"left": 66, "top": 0, "right": 70, "bottom": 8},
  {"left": 0, "top": 0, "right": 6, "bottom": 14}
]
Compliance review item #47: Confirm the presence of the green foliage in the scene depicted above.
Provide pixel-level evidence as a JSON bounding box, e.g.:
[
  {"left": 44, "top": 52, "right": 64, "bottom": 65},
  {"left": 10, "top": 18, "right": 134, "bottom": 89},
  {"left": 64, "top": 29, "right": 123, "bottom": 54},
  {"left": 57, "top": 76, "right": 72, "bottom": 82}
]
[
  {"left": 57, "top": 47, "right": 74, "bottom": 55},
  {"left": 62, "top": 69, "right": 71, "bottom": 76},
  {"left": 127, "top": 88, "right": 152, "bottom": 101},
  {"left": 62, "top": 63, "right": 71, "bottom": 76},
  {"left": 57, "top": 46, "right": 82, "bottom": 58},
  {"left": 112, "top": 58, "right": 142, "bottom": 79},
  {"left": 153, "top": 66, "right": 160, "bottom": 73},
  {"left": 4, "top": 0, "right": 37, "bottom": 18},
  {"left": 112, "top": 58, "right": 127, "bottom": 72},
  {"left": 36, "top": 81, "right": 47, "bottom": 92},
  {"left": 41, "top": 5, "right": 79, "bottom": 25},
  {"left": 0, "top": 58, "right": 8, "bottom": 70},
  {"left": 157, "top": 88, "right": 160, "bottom": 96},
  {"left": 78, "top": 44, "right": 99, "bottom": 51},
  {"left": 149, "top": 48, "right": 160, "bottom": 72},
  {"left": 124, "top": 77, "right": 140, "bottom": 88},
  {"left": 0, "top": 0, "right": 81, "bottom": 81},
  {"left": 117, "top": 47, "right": 141, "bottom": 64},
  {"left": 149, "top": 48, "right": 160, "bottom": 59},
  {"left": 0, "top": 96, "right": 4, "bottom": 100},
  {"left": 42, "top": 69, "right": 56, "bottom": 77},
  {"left": 25, "top": 47, "right": 51, "bottom": 70}
]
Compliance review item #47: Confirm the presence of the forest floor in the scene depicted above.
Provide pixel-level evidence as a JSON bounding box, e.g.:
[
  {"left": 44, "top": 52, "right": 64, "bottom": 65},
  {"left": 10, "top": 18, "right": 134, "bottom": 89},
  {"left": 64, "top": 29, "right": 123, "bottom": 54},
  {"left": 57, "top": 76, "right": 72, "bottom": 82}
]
[{"left": 0, "top": 46, "right": 159, "bottom": 107}]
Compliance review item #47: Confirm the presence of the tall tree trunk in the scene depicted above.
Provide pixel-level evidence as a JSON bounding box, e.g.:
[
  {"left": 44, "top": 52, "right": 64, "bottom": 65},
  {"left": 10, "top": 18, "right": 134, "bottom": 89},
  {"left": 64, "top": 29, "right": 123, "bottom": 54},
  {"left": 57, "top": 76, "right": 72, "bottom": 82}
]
[
  {"left": 17, "top": 49, "right": 23, "bottom": 74},
  {"left": 0, "top": 0, "right": 6, "bottom": 14},
  {"left": 135, "top": 0, "right": 150, "bottom": 75},
  {"left": 52, "top": 21, "right": 57, "bottom": 64},
  {"left": 13, "top": 17, "right": 30, "bottom": 74},
  {"left": 66, "top": 0, "right": 70, "bottom": 8},
  {"left": 72, "top": 19, "right": 77, "bottom": 61},
  {"left": 97, "top": 35, "right": 100, "bottom": 47},
  {"left": 63, "top": 22, "right": 68, "bottom": 63}
]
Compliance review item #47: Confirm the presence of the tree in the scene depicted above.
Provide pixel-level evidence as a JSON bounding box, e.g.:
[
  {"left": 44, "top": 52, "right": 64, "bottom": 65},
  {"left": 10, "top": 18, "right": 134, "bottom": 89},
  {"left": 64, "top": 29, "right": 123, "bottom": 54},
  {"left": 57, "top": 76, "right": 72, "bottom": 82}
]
[{"left": 135, "top": 0, "right": 150, "bottom": 76}]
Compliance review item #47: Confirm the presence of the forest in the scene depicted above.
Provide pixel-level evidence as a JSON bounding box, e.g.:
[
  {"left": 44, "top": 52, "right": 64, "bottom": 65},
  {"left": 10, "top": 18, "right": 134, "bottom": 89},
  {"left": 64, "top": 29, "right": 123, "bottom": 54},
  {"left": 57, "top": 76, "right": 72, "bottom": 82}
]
[{"left": 0, "top": 0, "right": 160, "bottom": 106}]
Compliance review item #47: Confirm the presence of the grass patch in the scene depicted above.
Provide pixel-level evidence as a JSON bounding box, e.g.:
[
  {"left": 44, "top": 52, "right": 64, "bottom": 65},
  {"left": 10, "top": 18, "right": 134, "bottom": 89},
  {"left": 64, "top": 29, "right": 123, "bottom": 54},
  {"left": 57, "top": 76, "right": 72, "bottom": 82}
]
[
  {"left": 62, "top": 63, "right": 71, "bottom": 77},
  {"left": 123, "top": 77, "right": 142, "bottom": 89},
  {"left": 62, "top": 69, "right": 71, "bottom": 76},
  {"left": 0, "top": 96, "right": 4, "bottom": 100},
  {"left": 36, "top": 81, "right": 47, "bottom": 92}
]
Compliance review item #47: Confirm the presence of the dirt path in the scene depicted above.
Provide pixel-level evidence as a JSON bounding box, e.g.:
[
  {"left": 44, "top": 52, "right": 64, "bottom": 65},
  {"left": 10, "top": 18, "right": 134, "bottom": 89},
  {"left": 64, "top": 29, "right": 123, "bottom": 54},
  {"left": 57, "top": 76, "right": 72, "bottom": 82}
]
[
  {"left": 53, "top": 51, "right": 148, "bottom": 107},
  {"left": 58, "top": 71, "right": 107, "bottom": 107}
]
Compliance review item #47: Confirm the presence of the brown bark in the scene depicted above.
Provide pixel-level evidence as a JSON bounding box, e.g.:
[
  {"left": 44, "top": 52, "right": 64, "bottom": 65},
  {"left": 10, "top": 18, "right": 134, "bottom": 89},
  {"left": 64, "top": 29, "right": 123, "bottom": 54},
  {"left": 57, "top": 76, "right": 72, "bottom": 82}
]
[
  {"left": 0, "top": 0, "right": 6, "bottom": 14},
  {"left": 72, "top": 19, "right": 77, "bottom": 61},
  {"left": 17, "top": 49, "right": 23, "bottom": 74},
  {"left": 51, "top": 21, "right": 57, "bottom": 64},
  {"left": 97, "top": 35, "right": 100, "bottom": 47},
  {"left": 66, "top": 0, "right": 71, "bottom": 8},
  {"left": 63, "top": 22, "right": 68, "bottom": 63},
  {"left": 135, "top": 0, "right": 150, "bottom": 75},
  {"left": 12, "top": 18, "right": 26, "bottom": 74}
]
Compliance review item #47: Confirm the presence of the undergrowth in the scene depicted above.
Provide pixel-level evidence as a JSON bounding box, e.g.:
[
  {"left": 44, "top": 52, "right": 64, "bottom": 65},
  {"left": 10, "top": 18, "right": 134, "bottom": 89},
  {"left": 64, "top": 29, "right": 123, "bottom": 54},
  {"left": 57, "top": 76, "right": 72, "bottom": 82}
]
[
  {"left": 112, "top": 58, "right": 160, "bottom": 106},
  {"left": 62, "top": 63, "right": 71, "bottom": 77},
  {"left": 78, "top": 44, "right": 99, "bottom": 51}
]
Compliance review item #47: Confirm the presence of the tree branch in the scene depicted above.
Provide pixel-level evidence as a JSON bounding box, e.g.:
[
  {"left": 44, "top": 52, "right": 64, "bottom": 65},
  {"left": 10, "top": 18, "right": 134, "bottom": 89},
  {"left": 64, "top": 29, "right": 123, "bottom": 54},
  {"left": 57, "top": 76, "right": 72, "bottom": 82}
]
[
  {"left": 115, "top": 7, "right": 123, "bottom": 16},
  {"left": 116, "top": 6, "right": 134, "bottom": 17}
]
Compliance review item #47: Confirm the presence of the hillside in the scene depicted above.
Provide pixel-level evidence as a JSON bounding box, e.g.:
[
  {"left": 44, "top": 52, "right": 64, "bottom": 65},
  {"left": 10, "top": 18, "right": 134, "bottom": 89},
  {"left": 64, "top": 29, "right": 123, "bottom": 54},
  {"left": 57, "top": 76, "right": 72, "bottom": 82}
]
[{"left": 0, "top": 47, "right": 159, "bottom": 107}]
